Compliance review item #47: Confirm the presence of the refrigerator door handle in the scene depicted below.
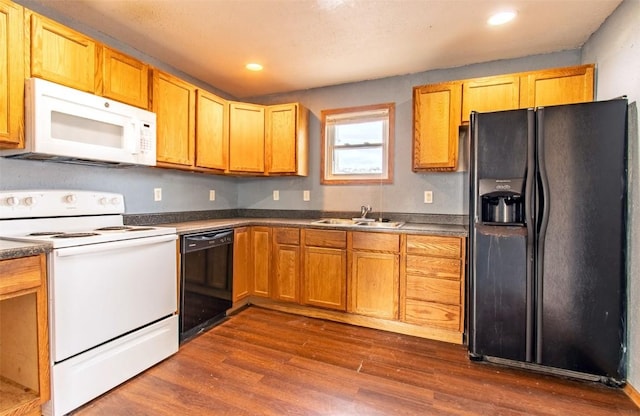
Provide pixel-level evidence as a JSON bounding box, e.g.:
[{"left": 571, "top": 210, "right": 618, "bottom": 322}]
[
  {"left": 535, "top": 108, "right": 550, "bottom": 363},
  {"left": 524, "top": 109, "right": 536, "bottom": 363}
]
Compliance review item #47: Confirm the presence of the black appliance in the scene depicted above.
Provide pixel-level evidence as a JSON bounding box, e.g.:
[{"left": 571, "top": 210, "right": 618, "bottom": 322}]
[
  {"left": 180, "top": 229, "right": 234, "bottom": 342},
  {"left": 468, "top": 99, "right": 628, "bottom": 385}
]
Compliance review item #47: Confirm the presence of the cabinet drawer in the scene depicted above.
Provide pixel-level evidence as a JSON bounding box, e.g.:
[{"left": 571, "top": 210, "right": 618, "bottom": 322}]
[
  {"left": 304, "top": 229, "right": 346, "bottom": 249},
  {"left": 350, "top": 232, "right": 399, "bottom": 253},
  {"left": 273, "top": 227, "right": 300, "bottom": 245},
  {"left": 406, "top": 235, "right": 462, "bottom": 258},
  {"left": 406, "top": 275, "right": 460, "bottom": 305},
  {"left": 404, "top": 298, "right": 460, "bottom": 331},
  {"left": 0, "top": 256, "right": 43, "bottom": 296},
  {"left": 406, "top": 255, "right": 461, "bottom": 280}
]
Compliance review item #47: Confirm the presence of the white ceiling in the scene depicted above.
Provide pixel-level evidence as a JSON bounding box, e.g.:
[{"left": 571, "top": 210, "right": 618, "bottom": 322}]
[{"left": 28, "top": 0, "right": 622, "bottom": 98}]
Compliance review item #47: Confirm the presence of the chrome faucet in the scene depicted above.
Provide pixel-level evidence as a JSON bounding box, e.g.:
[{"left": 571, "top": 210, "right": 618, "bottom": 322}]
[{"left": 360, "top": 204, "right": 372, "bottom": 219}]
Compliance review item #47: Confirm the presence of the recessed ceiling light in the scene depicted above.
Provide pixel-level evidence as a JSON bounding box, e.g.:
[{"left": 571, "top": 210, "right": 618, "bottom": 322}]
[
  {"left": 488, "top": 11, "right": 517, "bottom": 26},
  {"left": 246, "top": 63, "right": 263, "bottom": 71}
]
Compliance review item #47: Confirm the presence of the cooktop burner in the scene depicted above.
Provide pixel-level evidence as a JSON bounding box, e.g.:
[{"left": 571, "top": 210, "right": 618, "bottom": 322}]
[
  {"left": 95, "top": 226, "right": 133, "bottom": 231},
  {"left": 52, "top": 232, "right": 101, "bottom": 239},
  {"left": 29, "top": 231, "right": 66, "bottom": 236},
  {"left": 126, "top": 227, "right": 155, "bottom": 232}
]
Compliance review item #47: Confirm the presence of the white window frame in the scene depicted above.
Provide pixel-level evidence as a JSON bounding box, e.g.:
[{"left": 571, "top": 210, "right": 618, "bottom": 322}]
[{"left": 321, "top": 103, "right": 394, "bottom": 184}]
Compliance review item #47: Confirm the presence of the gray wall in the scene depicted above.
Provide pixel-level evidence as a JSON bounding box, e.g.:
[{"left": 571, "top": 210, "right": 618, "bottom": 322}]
[{"left": 582, "top": 0, "right": 640, "bottom": 391}]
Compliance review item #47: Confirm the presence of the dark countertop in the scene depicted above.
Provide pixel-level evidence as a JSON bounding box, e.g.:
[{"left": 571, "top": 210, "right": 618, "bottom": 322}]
[
  {"left": 0, "top": 240, "right": 51, "bottom": 261},
  {"left": 160, "top": 218, "right": 468, "bottom": 237}
]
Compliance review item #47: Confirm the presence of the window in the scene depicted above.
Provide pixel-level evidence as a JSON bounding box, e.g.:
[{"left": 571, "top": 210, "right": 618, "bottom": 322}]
[{"left": 321, "top": 103, "right": 394, "bottom": 184}]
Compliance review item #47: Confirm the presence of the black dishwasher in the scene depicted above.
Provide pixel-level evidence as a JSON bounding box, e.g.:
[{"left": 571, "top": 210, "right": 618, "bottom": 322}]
[{"left": 180, "top": 229, "right": 233, "bottom": 342}]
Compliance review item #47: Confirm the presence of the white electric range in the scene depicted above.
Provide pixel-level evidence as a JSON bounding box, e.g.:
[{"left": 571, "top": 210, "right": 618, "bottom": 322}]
[{"left": 0, "top": 190, "right": 179, "bottom": 416}]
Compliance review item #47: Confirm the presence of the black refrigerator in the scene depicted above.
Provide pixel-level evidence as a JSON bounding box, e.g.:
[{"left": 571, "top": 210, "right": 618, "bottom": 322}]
[{"left": 468, "top": 99, "right": 627, "bottom": 385}]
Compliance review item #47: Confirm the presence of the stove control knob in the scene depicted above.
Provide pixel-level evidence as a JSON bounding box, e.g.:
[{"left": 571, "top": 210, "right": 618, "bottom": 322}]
[
  {"left": 6, "top": 196, "right": 18, "bottom": 206},
  {"left": 64, "top": 194, "right": 76, "bottom": 204},
  {"left": 99, "top": 197, "right": 109, "bottom": 205},
  {"left": 24, "top": 197, "right": 35, "bottom": 206},
  {"left": 110, "top": 197, "right": 120, "bottom": 205}
]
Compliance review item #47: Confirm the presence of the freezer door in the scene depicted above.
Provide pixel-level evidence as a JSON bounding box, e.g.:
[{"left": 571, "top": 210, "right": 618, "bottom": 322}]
[{"left": 536, "top": 100, "right": 627, "bottom": 380}]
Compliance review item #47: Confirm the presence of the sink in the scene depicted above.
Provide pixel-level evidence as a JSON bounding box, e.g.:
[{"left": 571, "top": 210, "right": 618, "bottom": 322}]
[
  {"left": 355, "top": 221, "right": 405, "bottom": 229},
  {"left": 311, "top": 218, "right": 404, "bottom": 229},
  {"left": 311, "top": 218, "right": 361, "bottom": 226}
]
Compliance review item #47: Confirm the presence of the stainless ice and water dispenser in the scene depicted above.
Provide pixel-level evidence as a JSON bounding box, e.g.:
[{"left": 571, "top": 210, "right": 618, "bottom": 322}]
[{"left": 478, "top": 179, "right": 525, "bottom": 225}]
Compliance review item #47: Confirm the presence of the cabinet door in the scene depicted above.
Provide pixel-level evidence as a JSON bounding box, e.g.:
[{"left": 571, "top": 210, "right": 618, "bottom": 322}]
[
  {"left": 29, "top": 13, "right": 96, "bottom": 93},
  {"left": 251, "top": 227, "right": 271, "bottom": 297},
  {"left": 302, "top": 246, "right": 346, "bottom": 311},
  {"left": 265, "top": 103, "right": 308, "bottom": 175},
  {"left": 151, "top": 69, "right": 196, "bottom": 168},
  {"left": 0, "top": 0, "right": 24, "bottom": 148},
  {"left": 348, "top": 251, "right": 399, "bottom": 319},
  {"left": 229, "top": 102, "right": 265, "bottom": 173},
  {"left": 413, "top": 82, "right": 461, "bottom": 171},
  {"left": 462, "top": 75, "right": 520, "bottom": 123},
  {"left": 196, "top": 90, "right": 228, "bottom": 171},
  {"left": 99, "top": 47, "right": 148, "bottom": 108},
  {"left": 272, "top": 227, "right": 300, "bottom": 303},
  {"left": 520, "top": 64, "right": 594, "bottom": 108},
  {"left": 232, "top": 227, "right": 251, "bottom": 302}
]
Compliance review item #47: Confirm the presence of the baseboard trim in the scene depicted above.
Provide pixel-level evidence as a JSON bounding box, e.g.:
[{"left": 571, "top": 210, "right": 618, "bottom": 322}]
[{"left": 624, "top": 383, "right": 640, "bottom": 409}]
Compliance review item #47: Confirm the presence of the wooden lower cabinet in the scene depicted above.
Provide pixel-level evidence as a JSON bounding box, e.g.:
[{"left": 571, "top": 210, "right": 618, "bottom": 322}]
[
  {"left": 251, "top": 227, "right": 271, "bottom": 297},
  {"left": 271, "top": 227, "right": 300, "bottom": 303},
  {"left": 347, "top": 232, "right": 400, "bottom": 320},
  {"left": 401, "top": 235, "right": 465, "bottom": 333},
  {"left": 0, "top": 254, "right": 49, "bottom": 416},
  {"left": 301, "top": 229, "right": 347, "bottom": 311},
  {"left": 232, "top": 227, "right": 251, "bottom": 303}
]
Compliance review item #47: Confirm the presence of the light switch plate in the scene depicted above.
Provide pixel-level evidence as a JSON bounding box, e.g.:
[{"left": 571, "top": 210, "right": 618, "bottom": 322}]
[
  {"left": 424, "top": 191, "right": 433, "bottom": 204},
  {"left": 154, "top": 188, "right": 162, "bottom": 201},
  {"left": 273, "top": 190, "right": 280, "bottom": 201},
  {"left": 303, "top": 190, "right": 310, "bottom": 201},
  {"left": 209, "top": 190, "right": 216, "bottom": 201}
]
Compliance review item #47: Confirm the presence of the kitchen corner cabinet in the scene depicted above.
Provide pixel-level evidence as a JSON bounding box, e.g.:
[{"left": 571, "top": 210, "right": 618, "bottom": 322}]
[
  {"left": 28, "top": 12, "right": 96, "bottom": 93},
  {"left": 0, "top": 254, "right": 49, "bottom": 416},
  {"left": 0, "top": 0, "right": 24, "bottom": 148},
  {"left": 347, "top": 232, "right": 400, "bottom": 320},
  {"left": 232, "top": 227, "right": 251, "bottom": 303},
  {"left": 98, "top": 47, "right": 149, "bottom": 109},
  {"left": 520, "top": 64, "right": 594, "bottom": 108},
  {"left": 265, "top": 103, "right": 309, "bottom": 176},
  {"left": 251, "top": 227, "right": 271, "bottom": 297},
  {"left": 413, "top": 82, "right": 461, "bottom": 171},
  {"left": 272, "top": 227, "right": 300, "bottom": 303},
  {"left": 228, "top": 102, "right": 265, "bottom": 173},
  {"left": 401, "top": 235, "right": 465, "bottom": 333},
  {"left": 151, "top": 69, "right": 196, "bottom": 168},
  {"left": 301, "top": 229, "right": 347, "bottom": 311},
  {"left": 195, "top": 90, "right": 229, "bottom": 171}
]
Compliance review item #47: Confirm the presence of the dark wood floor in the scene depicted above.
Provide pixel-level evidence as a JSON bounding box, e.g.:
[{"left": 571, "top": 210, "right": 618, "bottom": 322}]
[{"left": 73, "top": 307, "right": 639, "bottom": 415}]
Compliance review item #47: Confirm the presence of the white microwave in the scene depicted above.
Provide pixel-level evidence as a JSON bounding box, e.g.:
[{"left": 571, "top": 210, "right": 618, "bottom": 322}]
[{"left": 2, "top": 78, "right": 156, "bottom": 167}]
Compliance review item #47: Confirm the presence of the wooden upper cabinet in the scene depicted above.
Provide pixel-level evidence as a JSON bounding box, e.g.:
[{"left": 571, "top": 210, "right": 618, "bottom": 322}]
[
  {"left": 0, "top": 0, "right": 24, "bottom": 148},
  {"left": 151, "top": 69, "right": 196, "bottom": 168},
  {"left": 196, "top": 90, "right": 229, "bottom": 171},
  {"left": 98, "top": 47, "right": 148, "bottom": 109},
  {"left": 28, "top": 12, "right": 96, "bottom": 93},
  {"left": 413, "top": 82, "right": 461, "bottom": 172},
  {"left": 462, "top": 74, "right": 520, "bottom": 123},
  {"left": 265, "top": 103, "right": 308, "bottom": 176},
  {"left": 229, "top": 102, "right": 265, "bottom": 173},
  {"left": 520, "top": 64, "right": 594, "bottom": 108}
]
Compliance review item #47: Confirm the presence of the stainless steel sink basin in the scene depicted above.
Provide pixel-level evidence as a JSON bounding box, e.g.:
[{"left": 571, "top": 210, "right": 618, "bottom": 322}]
[
  {"left": 311, "top": 218, "right": 404, "bottom": 229},
  {"left": 355, "top": 221, "right": 405, "bottom": 229},
  {"left": 311, "top": 218, "right": 360, "bottom": 226}
]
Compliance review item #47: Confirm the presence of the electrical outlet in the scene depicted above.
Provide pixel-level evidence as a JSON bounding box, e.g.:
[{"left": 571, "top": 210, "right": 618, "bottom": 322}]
[
  {"left": 424, "top": 191, "right": 433, "bottom": 204},
  {"left": 154, "top": 188, "right": 162, "bottom": 202},
  {"left": 303, "top": 190, "right": 310, "bottom": 201},
  {"left": 209, "top": 190, "right": 216, "bottom": 201},
  {"left": 273, "top": 190, "right": 280, "bottom": 201}
]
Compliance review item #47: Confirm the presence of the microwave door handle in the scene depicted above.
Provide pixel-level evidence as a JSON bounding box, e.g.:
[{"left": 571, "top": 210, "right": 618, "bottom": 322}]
[{"left": 130, "top": 122, "right": 140, "bottom": 155}]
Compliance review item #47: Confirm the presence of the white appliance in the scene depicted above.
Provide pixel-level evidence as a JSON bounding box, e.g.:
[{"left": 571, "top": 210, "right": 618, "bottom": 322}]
[
  {"left": 1, "top": 78, "right": 157, "bottom": 167},
  {"left": 0, "top": 190, "right": 178, "bottom": 416}
]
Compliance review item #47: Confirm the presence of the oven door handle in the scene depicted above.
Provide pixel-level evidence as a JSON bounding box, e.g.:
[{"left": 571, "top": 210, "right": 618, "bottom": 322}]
[{"left": 55, "top": 234, "right": 177, "bottom": 257}]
